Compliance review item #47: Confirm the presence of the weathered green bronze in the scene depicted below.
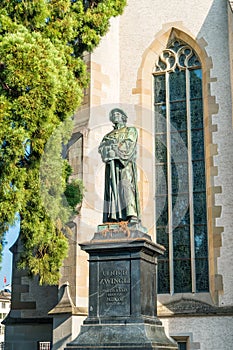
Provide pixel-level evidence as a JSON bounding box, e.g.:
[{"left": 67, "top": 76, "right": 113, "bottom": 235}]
[{"left": 98, "top": 108, "right": 140, "bottom": 223}]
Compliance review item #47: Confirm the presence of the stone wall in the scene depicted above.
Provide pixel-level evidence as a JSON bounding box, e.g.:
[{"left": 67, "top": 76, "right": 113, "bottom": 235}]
[{"left": 162, "top": 315, "right": 233, "bottom": 350}]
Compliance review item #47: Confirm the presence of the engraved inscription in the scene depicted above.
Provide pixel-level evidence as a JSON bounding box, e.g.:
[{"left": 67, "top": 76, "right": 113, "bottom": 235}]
[
  {"left": 106, "top": 287, "right": 129, "bottom": 304},
  {"left": 100, "top": 269, "right": 130, "bottom": 287},
  {"left": 99, "top": 262, "right": 130, "bottom": 316}
]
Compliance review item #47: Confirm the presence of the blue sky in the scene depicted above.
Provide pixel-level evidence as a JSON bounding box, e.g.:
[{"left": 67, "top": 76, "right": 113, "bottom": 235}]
[{"left": 0, "top": 222, "right": 20, "bottom": 289}]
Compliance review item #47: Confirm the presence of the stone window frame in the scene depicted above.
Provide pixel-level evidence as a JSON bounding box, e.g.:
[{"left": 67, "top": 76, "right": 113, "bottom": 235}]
[
  {"left": 171, "top": 336, "right": 188, "bottom": 350},
  {"left": 132, "top": 25, "right": 222, "bottom": 305},
  {"left": 153, "top": 39, "right": 209, "bottom": 295},
  {"left": 171, "top": 333, "right": 200, "bottom": 350},
  {"left": 173, "top": 337, "right": 189, "bottom": 350}
]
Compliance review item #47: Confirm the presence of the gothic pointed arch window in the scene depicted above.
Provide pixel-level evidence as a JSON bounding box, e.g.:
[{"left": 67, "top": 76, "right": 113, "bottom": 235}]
[{"left": 153, "top": 40, "right": 209, "bottom": 294}]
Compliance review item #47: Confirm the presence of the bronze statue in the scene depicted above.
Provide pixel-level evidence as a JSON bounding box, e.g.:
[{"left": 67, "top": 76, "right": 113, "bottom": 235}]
[{"left": 98, "top": 108, "right": 140, "bottom": 223}]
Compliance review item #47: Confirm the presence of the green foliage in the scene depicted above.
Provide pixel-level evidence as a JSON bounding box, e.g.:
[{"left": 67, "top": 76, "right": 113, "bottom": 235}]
[
  {"left": 65, "top": 179, "right": 85, "bottom": 211},
  {"left": 0, "top": 0, "right": 126, "bottom": 284},
  {"left": 40, "top": 119, "right": 74, "bottom": 223}
]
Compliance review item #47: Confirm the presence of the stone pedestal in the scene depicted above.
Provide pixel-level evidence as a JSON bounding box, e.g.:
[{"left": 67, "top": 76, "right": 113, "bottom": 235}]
[{"left": 65, "top": 226, "right": 177, "bottom": 350}]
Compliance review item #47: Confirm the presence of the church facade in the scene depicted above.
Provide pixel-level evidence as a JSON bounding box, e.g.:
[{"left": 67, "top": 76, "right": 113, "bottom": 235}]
[{"left": 5, "top": 1, "right": 233, "bottom": 349}]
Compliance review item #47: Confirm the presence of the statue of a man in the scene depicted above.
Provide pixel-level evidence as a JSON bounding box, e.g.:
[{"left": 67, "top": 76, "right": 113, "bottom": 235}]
[{"left": 98, "top": 108, "right": 140, "bottom": 223}]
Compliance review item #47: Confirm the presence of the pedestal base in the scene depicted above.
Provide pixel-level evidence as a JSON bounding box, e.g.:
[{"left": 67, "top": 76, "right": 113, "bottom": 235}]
[
  {"left": 65, "top": 323, "right": 177, "bottom": 349},
  {"left": 65, "top": 227, "right": 177, "bottom": 350}
]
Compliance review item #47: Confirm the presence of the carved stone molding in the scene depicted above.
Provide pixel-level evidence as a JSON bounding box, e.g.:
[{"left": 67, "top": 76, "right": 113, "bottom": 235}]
[{"left": 158, "top": 298, "right": 233, "bottom": 317}]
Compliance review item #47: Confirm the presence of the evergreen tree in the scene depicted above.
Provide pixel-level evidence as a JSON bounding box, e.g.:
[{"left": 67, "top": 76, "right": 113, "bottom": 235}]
[{"left": 0, "top": 0, "right": 126, "bottom": 284}]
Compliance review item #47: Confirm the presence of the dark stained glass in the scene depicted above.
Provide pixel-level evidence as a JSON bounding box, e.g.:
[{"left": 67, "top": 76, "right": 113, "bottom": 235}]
[
  {"left": 194, "top": 225, "right": 208, "bottom": 258},
  {"left": 171, "top": 130, "right": 188, "bottom": 147},
  {"left": 169, "top": 71, "right": 186, "bottom": 101},
  {"left": 179, "top": 54, "right": 186, "bottom": 67},
  {"left": 157, "top": 260, "right": 170, "bottom": 294},
  {"left": 169, "top": 40, "right": 184, "bottom": 53},
  {"left": 174, "top": 258, "right": 192, "bottom": 293},
  {"left": 192, "top": 129, "right": 205, "bottom": 160},
  {"left": 170, "top": 101, "right": 187, "bottom": 131},
  {"left": 178, "top": 342, "right": 187, "bottom": 350},
  {"left": 172, "top": 162, "right": 189, "bottom": 194},
  {"left": 155, "top": 40, "right": 208, "bottom": 295},
  {"left": 190, "top": 69, "right": 202, "bottom": 99},
  {"left": 193, "top": 192, "right": 207, "bottom": 224},
  {"left": 168, "top": 55, "right": 175, "bottom": 68},
  {"left": 171, "top": 132, "right": 188, "bottom": 162},
  {"left": 157, "top": 227, "right": 169, "bottom": 259},
  {"left": 154, "top": 74, "right": 166, "bottom": 103},
  {"left": 183, "top": 48, "right": 191, "bottom": 56},
  {"left": 195, "top": 258, "right": 209, "bottom": 292},
  {"left": 155, "top": 134, "right": 167, "bottom": 163},
  {"left": 191, "top": 99, "right": 203, "bottom": 129},
  {"left": 156, "top": 196, "right": 168, "bottom": 226},
  {"left": 156, "top": 164, "right": 167, "bottom": 195},
  {"left": 171, "top": 163, "right": 178, "bottom": 193},
  {"left": 155, "top": 59, "right": 167, "bottom": 71},
  {"left": 155, "top": 104, "right": 167, "bottom": 133},
  {"left": 192, "top": 160, "right": 205, "bottom": 192},
  {"left": 188, "top": 55, "right": 201, "bottom": 68},
  {"left": 173, "top": 226, "right": 191, "bottom": 258},
  {"left": 172, "top": 194, "right": 190, "bottom": 227}
]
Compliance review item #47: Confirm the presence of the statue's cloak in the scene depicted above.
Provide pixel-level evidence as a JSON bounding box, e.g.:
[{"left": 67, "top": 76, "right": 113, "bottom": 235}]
[{"left": 99, "top": 126, "right": 140, "bottom": 222}]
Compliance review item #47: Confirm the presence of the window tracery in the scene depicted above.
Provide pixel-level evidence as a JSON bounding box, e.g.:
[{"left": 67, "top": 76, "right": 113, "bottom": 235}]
[{"left": 154, "top": 40, "right": 209, "bottom": 294}]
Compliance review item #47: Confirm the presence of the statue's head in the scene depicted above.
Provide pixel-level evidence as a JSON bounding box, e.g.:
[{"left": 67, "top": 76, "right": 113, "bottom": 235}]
[{"left": 109, "top": 108, "right": 128, "bottom": 124}]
